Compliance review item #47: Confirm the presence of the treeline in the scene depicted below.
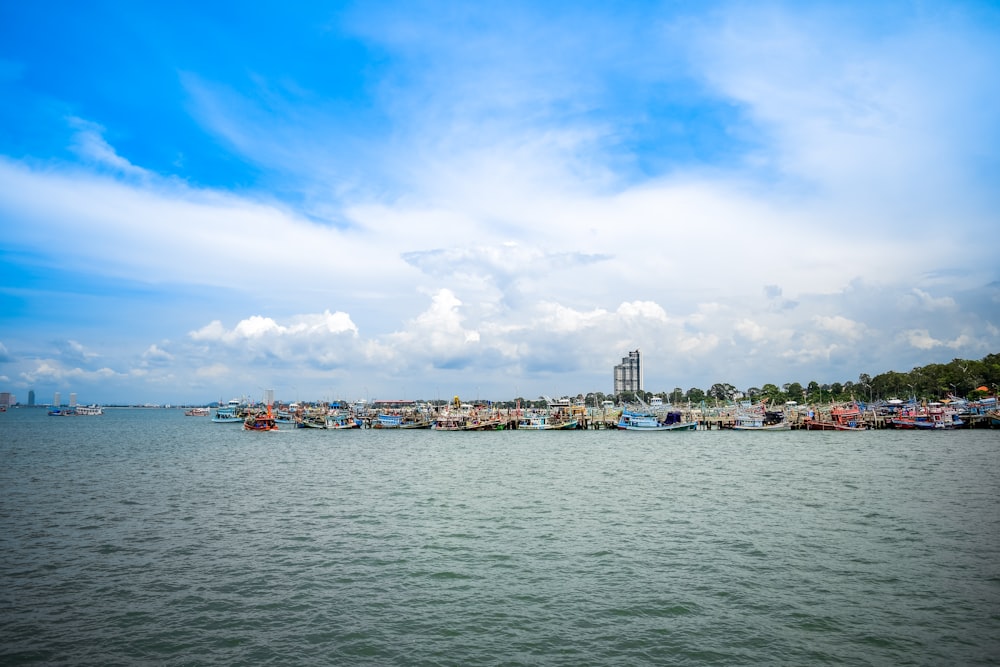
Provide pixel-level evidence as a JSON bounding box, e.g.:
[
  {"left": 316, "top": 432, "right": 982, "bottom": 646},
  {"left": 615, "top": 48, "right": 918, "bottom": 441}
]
[
  {"left": 414, "top": 354, "right": 1000, "bottom": 409},
  {"left": 517, "top": 353, "right": 999, "bottom": 408},
  {"left": 629, "top": 353, "right": 1000, "bottom": 406}
]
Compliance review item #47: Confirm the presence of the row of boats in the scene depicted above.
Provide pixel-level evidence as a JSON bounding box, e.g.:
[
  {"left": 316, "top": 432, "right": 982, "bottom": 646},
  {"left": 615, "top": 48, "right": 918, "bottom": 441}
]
[{"left": 202, "top": 395, "right": 999, "bottom": 432}]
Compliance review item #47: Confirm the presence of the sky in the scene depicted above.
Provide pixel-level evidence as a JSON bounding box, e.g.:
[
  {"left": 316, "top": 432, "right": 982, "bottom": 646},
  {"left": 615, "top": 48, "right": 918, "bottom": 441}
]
[{"left": 1, "top": 0, "right": 998, "bottom": 405}]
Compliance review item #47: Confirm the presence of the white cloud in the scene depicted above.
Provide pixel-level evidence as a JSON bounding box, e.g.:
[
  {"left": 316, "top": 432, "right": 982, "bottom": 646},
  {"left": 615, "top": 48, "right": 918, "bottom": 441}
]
[
  {"left": 142, "top": 344, "right": 174, "bottom": 365},
  {"left": 735, "top": 318, "right": 767, "bottom": 342},
  {"left": 1, "top": 4, "right": 997, "bottom": 403},
  {"left": 813, "top": 315, "right": 865, "bottom": 341},
  {"left": 901, "top": 288, "right": 958, "bottom": 311},
  {"left": 68, "top": 117, "right": 151, "bottom": 178}
]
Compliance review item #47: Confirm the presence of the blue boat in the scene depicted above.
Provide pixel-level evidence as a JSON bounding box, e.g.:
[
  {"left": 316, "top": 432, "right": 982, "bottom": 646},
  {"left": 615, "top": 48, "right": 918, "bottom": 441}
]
[{"left": 617, "top": 410, "right": 697, "bottom": 431}]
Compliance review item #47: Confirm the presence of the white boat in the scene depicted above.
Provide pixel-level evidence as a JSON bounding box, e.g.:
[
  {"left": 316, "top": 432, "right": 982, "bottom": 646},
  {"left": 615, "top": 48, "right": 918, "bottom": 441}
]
[{"left": 75, "top": 405, "right": 104, "bottom": 416}]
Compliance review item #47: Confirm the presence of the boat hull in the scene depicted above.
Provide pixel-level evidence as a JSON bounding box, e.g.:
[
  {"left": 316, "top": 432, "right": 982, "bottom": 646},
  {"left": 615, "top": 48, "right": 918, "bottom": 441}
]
[{"left": 617, "top": 422, "right": 697, "bottom": 431}]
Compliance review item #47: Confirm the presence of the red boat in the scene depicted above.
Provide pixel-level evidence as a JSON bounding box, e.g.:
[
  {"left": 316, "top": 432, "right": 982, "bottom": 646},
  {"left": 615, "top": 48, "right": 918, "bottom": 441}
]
[
  {"left": 244, "top": 406, "right": 279, "bottom": 431},
  {"left": 805, "top": 405, "right": 868, "bottom": 430}
]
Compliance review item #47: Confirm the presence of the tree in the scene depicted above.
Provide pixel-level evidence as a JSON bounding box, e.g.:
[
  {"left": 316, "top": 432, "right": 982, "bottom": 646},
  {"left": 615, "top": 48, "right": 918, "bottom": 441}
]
[
  {"left": 686, "top": 387, "right": 706, "bottom": 403},
  {"left": 785, "top": 382, "right": 804, "bottom": 403},
  {"left": 708, "top": 383, "right": 736, "bottom": 402},
  {"left": 761, "top": 383, "right": 783, "bottom": 404}
]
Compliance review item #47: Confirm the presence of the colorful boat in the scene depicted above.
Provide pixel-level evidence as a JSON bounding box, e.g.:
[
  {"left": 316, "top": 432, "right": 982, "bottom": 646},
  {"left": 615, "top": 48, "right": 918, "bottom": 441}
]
[
  {"left": 517, "top": 413, "right": 579, "bottom": 430},
  {"left": 890, "top": 403, "right": 963, "bottom": 429},
  {"left": 185, "top": 407, "right": 210, "bottom": 416},
  {"left": 616, "top": 410, "right": 697, "bottom": 431},
  {"left": 376, "top": 413, "right": 431, "bottom": 429},
  {"left": 244, "top": 407, "right": 279, "bottom": 431},
  {"left": 212, "top": 400, "right": 245, "bottom": 423},
  {"left": 804, "top": 405, "right": 867, "bottom": 431},
  {"left": 326, "top": 413, "right": 361, "bottom": 429}
]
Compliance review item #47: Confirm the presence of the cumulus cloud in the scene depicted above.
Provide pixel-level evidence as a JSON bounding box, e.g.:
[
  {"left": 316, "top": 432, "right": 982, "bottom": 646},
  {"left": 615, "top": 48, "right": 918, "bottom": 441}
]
[
  {"left": 813, "top": 315, "right": 865, "bottom": 341},
  {"left": 142, "top": 344, "right": 174, "bottom": 366},
  {"left": 18, "top": 360, "right": 126, "bottom": 384},
  {"left": 0, "top": 3, "right": 997, "bottom": 403},
  {"left": 901, "top": 288, "right": 958, "bottom": 311},
  {"left": 190, "top": 310, "right": 358, "bottom": 343}
]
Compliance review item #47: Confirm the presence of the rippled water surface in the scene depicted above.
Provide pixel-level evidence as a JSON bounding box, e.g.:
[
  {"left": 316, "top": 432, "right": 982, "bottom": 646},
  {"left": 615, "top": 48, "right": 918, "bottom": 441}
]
[{"left": 2, "top": 408, "right": 998, "bottom": 665}]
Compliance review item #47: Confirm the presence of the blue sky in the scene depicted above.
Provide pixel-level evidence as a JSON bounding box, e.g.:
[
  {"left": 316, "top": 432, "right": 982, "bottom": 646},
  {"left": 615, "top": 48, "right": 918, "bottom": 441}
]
[{"left": 1, "top": 0, "right": 998, "bottom": 405}]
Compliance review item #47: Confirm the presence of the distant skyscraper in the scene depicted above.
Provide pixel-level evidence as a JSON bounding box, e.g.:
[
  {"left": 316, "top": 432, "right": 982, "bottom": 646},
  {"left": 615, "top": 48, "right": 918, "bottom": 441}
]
[
  {"left": 28, "top": 390, "right": 35, "bottom": 406},
  {"left": 54, "top": 391, "right": 61, "bottom": 407},
  {"left": 70, "top": 393, "right": 78, "bottom": 407},
  {"left": 613, "top": 349, "right": 643, "bottom": 394},
  {"left": 0, "top": 392, "right": 12, "bottom": 408},
  {"left": 264, "top": 388, "right": 274, "bottom": 407}
]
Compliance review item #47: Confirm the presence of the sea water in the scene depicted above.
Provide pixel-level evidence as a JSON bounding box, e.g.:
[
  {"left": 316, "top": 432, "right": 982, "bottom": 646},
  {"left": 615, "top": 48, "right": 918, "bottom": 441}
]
[{"left": 1, "top": 408, "right": 998, "bottom": 665}]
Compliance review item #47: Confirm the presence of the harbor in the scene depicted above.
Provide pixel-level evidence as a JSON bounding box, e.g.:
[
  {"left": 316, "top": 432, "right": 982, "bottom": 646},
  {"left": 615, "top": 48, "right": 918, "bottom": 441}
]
[{"left": 200, "top": 394, "right": 999, "bottom": 432}]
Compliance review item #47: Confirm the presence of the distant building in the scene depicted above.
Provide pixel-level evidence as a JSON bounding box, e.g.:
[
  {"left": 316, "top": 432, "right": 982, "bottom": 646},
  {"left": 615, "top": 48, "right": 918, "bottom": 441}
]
[
  {"left": 28, "top": 390, "right": 35, "bottom": 406},
  {"left": 0, "top": 392, "right": 13, "bottom": 408},
  {"left": 613, "top": 349, "right": 643, "bottom": 394},
  {"left": 54, "top": 391, "right": 61, "bottom": 407},
  {"left": 69, "top": 393, "right": 78, "bottom": 407}
]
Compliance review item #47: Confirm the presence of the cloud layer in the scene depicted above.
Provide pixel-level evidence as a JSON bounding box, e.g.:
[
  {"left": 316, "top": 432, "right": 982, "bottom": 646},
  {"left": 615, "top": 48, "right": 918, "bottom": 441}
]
[{"left": 0, "top": 1, "right": 997, "bottom": 403}]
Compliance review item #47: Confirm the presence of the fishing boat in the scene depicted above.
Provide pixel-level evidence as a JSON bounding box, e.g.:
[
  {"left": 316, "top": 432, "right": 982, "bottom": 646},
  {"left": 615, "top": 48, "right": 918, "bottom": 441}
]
[
  {"left": 326, "top": 413, "right": 361, "bottom": 429},
  {"left": 47, "top": 407, "right": 74, "bottom": 416},
  {"left": 731, "top": 406, "right": 790, "bottom": 431},
  {"left": 244, "top": 407, "right": 279, "bottom": 431},
  {"left": 212, "top": 399, "right": 245, "bottom": 423},
  {"left": 184, "top": 407, "right": 210, "bottom": 416},
  {"left": 299, "top": 413, "right": 329, "bottom": 429},
  {"left": 804, "top": 405, "right": 867, "bottom": 431},
  {"left": 433, "top": 411, "right": 505, "bottom": 431},
  {"left": 890, "top": 403, "right": 963, "bottom": 429},
  {"left": 376, "top": 413, "right": 432, "bottom": 429},
  {"left": 616, "top": 410, "right": 697, "bottom": 431},
  {"left": 517, "top": 413, "right": 579, "bottom": 430}
]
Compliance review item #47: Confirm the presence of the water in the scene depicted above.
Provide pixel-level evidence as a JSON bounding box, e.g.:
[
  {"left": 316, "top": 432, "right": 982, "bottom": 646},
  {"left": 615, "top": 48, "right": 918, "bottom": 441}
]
[{"left": 1, "top": 408, "right": 998, "bottom": 665}]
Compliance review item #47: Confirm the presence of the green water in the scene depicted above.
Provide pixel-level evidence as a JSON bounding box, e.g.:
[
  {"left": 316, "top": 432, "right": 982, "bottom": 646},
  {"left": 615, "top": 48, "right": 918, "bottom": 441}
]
[{"left": 1, "top": 408, "right": 998, "bottom": 665}]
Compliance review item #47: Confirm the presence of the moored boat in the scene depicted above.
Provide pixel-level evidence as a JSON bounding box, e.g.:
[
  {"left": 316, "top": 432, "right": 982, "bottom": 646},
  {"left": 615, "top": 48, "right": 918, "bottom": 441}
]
[
  {"left": 617, "top": 410, "right": 697, "bottom": 431},
  {"left": 213, "top": 399, "right": 246, "bottom": 423},
  {"left": 326, "top": 413, "right": 361, "bottom": 429},
  {"left": 731, "top": 404, "right": 790, "bottom": 431},
  {"left": 890, "top": 403, "right": 963, "bottom": 429},
  {"left": 74, "top": 405, "right": 104, "bottom": 416},
  {"left": 376, "top": 413, "right": 431, "bottom": 429},
  {"left": 518, "top": 413, "right": 579, "bottom": 430},
  {"left": 185, "top": 407, "right": 210, "bottom": 416},
  {"left": 804, "top": 404, "right": 867, "bottom": 431}
]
